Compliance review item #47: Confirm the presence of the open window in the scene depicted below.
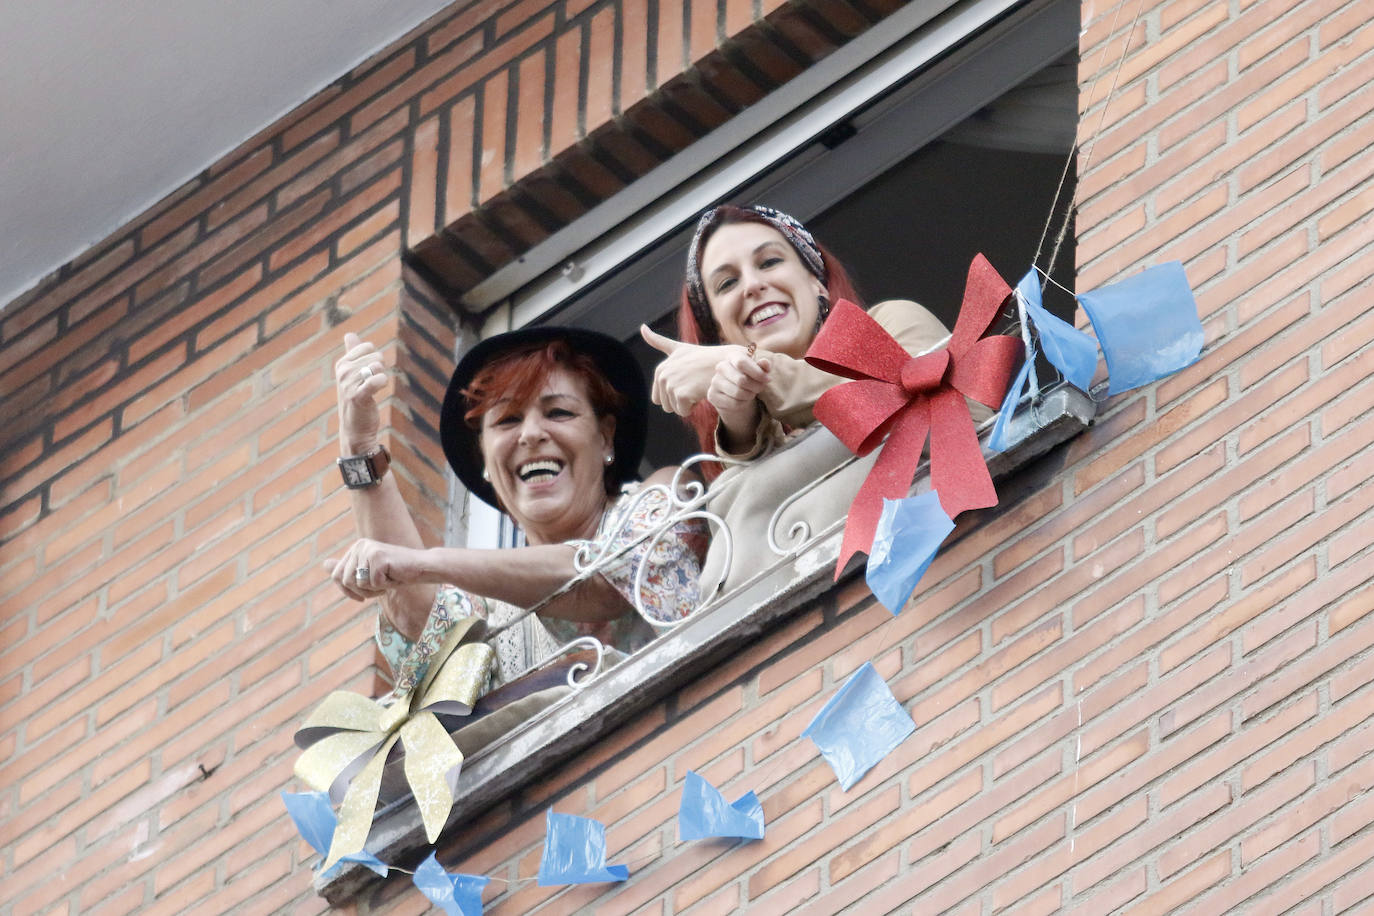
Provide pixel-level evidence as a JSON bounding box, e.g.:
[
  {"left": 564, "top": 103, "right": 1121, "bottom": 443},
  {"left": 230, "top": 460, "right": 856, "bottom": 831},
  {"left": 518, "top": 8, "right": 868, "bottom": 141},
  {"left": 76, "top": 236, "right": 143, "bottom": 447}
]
[
  {"left": 320, "top": 0, "right": 1089, "bottom": 902},
  {"left": 520, "top": 0, "right": 1081, "bottom": 468}
]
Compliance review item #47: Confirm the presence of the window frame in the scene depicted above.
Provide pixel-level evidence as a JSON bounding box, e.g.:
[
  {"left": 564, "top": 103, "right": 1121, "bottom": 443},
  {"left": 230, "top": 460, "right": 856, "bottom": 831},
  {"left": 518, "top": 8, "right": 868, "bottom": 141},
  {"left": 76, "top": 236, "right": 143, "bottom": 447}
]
[{"left": 317, "top": 0, "right": 1086, "bottom": 901}]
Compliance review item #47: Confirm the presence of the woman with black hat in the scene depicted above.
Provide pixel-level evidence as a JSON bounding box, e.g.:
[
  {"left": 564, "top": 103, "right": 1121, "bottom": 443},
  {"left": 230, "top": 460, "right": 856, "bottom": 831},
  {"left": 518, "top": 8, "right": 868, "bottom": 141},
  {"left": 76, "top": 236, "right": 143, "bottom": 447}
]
[{"left": 326, "top": 327, "right": 705, "bottom": 695}]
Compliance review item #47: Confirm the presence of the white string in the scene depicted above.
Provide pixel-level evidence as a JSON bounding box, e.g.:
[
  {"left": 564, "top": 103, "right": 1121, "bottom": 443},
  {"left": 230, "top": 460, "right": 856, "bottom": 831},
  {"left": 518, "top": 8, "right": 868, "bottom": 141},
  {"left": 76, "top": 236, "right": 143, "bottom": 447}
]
[
  {"left": 1034, "top": 0, "right": 1151, "bottom": 283},
  {"left": 1035, "top": 264, "right": 1078, "bottom": 298}
]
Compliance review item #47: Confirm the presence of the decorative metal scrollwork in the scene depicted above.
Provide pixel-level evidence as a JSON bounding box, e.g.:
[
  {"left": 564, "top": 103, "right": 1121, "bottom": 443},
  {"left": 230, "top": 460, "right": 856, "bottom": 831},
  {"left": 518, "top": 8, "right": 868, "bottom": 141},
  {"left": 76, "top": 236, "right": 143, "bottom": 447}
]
[
  {"left": 572, "top": 454, "right": 736, "bottom": 629},
  {"left": 524, "top": 636, "right": 605, "bottom": 689}
]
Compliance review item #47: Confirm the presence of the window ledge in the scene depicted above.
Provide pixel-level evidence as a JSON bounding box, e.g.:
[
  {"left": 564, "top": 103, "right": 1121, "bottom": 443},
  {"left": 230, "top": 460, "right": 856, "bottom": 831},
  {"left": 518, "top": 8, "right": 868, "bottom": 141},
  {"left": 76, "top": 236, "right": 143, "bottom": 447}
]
[{"left": 317, "top": 383, "right": 1095, "bottom": 904}]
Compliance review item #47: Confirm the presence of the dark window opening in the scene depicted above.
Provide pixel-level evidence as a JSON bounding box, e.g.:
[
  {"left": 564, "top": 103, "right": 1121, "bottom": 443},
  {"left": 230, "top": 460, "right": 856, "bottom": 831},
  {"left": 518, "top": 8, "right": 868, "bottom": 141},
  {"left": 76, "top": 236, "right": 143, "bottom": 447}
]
[{"left": 630, "top": 52, "right": 1079, "bottom": 469}]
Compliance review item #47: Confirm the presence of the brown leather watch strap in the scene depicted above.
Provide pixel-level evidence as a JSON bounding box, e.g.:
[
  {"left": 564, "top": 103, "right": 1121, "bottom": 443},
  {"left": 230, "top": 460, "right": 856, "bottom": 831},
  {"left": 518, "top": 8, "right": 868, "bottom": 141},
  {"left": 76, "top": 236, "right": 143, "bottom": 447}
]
[{"left": 365, "top": 444, "right": 391, "bottom": 481}]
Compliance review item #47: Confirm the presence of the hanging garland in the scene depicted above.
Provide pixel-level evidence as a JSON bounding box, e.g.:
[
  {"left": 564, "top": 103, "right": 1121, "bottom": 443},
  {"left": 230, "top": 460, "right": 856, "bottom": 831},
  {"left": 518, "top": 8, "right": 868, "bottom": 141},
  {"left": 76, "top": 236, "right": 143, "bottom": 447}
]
[{"left": 283, "top": 0, "right": 1212, "bottom": 903}]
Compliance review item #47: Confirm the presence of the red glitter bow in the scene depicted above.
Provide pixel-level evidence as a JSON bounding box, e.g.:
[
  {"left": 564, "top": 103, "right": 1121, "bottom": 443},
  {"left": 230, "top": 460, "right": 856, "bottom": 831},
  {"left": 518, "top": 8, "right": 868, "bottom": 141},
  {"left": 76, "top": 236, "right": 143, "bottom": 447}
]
[{"left": 806, "top": 254, "right": 1025, "bottom": 577}]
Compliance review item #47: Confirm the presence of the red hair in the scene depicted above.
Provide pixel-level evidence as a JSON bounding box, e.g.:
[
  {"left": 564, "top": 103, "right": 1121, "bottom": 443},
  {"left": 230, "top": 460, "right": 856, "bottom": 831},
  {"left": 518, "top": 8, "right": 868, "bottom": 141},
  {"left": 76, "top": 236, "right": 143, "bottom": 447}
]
[
  {"left": 675, "top": 208, "right": 866, "bottom": 476},
  {"left": 461, "top": 341, "right": 627, "bottom": 494}
]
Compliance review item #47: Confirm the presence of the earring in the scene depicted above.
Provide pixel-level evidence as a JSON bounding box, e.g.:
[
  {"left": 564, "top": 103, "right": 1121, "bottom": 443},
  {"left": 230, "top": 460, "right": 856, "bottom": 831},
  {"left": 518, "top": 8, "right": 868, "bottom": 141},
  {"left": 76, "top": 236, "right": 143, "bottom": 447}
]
[
  {"left": 604, "top": 453, "right": 614, "bottom": 466},
  {"left": 813, "top": 293, "right": 832, "bottom": 335},
  {"left": 481, "top": 467, "right": 490, "bottom": 481}
]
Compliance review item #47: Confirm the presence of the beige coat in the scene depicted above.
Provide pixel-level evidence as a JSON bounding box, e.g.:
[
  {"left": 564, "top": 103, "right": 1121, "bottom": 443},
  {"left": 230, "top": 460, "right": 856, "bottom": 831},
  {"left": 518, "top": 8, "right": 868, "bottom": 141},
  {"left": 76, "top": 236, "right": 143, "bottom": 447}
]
[{"left": 701, "top": 299, "right": 991, "bottom": 597}]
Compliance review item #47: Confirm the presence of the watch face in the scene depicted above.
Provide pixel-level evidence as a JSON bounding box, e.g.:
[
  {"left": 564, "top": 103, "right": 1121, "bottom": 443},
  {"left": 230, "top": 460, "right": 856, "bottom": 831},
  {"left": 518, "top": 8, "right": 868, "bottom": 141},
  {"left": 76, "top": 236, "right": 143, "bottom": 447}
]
[{"left": 339, "top": 456, "right": 371, "bottom": 487}]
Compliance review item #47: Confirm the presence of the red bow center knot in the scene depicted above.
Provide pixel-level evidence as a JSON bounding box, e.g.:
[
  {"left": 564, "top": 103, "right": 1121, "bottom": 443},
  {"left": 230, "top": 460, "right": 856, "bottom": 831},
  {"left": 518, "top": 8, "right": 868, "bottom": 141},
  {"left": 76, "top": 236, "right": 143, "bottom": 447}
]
[
  {"left": 804, "top": 254, "right": 1025, "bottom": 578},
  {"left": 900, "top": 350, "right": 950, "bottom": 396}
]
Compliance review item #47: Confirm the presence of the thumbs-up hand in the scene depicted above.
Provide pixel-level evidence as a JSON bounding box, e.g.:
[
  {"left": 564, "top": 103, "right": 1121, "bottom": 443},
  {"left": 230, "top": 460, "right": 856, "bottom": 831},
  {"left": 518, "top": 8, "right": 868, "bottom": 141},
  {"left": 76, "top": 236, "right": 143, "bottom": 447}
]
[
  {"left": 708, "top": 350, "right": 772, "bottom": 449},
  {"left": 335, "top": 332, "right": 388, "bottom": 454},
  {"left": 639, "top": 324, "right": 681, "bottom": 357},
  {"left": 640, "top": 324, "right": 744, "bottom": 417}
]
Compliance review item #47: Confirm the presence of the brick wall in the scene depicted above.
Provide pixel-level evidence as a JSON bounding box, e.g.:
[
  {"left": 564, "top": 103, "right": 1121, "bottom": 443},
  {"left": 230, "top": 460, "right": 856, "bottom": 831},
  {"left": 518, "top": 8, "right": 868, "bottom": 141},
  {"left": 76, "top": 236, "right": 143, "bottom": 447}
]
[
  {"left": 0, "top": 0, "right": 905, "bottom": 913},
  {"left": 2, "top": 0, "right": 1371, "bottom": 914},
  {"left": 358, "top": 1, "right": 1371, "bottom": 912}
]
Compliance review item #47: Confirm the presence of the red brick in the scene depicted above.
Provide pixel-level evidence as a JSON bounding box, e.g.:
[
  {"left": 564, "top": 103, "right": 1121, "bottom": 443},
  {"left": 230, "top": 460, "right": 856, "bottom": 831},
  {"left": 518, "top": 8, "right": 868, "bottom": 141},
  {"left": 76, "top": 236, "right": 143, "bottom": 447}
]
[
  {"left": 1127, "top": 1, "right": 1231, "bottom": 89},
  {"left": 682, "top": 667, "right": 824, "bottom": 774},
  {"left": 619, "top": 0, "right": 650, "bottom": 107},
  {"left": 476, "top": 69, "right": 512, "bottom": 205},
  {"left": 918, "top": 815, "right": 1065, "bottom": 914},
  {"left": 749, "top": 784, "right": 899, "bottom": 898},
  {"left": 907, "top": 684, "right": 1062, "bottom": 803},
  {"left": 278, "top": 50, "right": 418, "bottom": 153},
  {"left": 1243, "top": 479, "right": 1374, "bottom": 588},
  {"left": 548, "top": 27, "right": 583, "bottom": 160},
  {"left": 1248, "top": 754, "right": 1374, "bottom": 866},
  {"left": 999, "top": 729, "right": 1146, "bottom": 846},
  {"left": 694, "top": 607, "right": 820, "bottom": 703},
  {"left": 267, "top": 174, "right": 399, "bottom": 274},
  {"left": 656, "top": 0, "right": 686, "bottom": 84},
  {"left": 687, "top": 0, "right": 717, "bottom": 64},
  {"left": 1242, "top": 82, "right": 1374, "bottom": 193},
  {"left": 510, "top": 50, "right": 549, "bottom": 183},
  {"left": 415, "top": 22, "right": 550, "bottom": 123},
  {"left": 666, "top": 795, "right": 820, "bottom": 909},
  {"left": 586, "top": 8, "right": 616, "bottom": 126},
  {"left": 834, "top": 766, "right": 977, "bottom": 883},
  {"left": 790, "top": 852, "right": 896, "bottom": 915}
]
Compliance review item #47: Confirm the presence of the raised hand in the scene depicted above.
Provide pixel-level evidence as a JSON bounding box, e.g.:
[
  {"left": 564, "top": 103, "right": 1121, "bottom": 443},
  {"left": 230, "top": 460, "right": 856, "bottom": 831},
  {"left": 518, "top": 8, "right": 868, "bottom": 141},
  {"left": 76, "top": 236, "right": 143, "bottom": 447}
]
[
  {"left": 641, "top": 324, "right": 747, "bottom": 417},
  {"left": 335, "top": 332, "right": 389, "bottom": 454}
]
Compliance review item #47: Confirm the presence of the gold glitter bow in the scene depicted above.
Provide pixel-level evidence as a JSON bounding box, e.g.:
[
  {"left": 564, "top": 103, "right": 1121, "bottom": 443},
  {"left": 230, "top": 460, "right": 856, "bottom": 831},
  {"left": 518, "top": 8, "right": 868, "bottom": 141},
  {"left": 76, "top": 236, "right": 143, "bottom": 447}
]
[{"left": 292, "top": 616, "right": 495, "bottom": 869}]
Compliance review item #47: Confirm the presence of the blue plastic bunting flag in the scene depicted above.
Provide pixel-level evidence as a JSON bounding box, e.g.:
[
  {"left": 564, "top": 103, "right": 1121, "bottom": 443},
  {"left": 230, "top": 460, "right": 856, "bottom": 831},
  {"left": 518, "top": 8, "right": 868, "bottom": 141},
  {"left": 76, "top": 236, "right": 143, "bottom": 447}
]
[
  {"left": 413, "top": 851, "right": 489, "bottom": 916},
  {"left": 991, "top": 269, "right": 1100, "bottom": 453},
  {"left": 1076, "top": 261, "right": 1203, "bottom": 395},
  {"left": 678, "top": 770, "right": 765, "bottom": 841},
  {"left": 802, "top": 662, "right": 915, "bottom": 790},
  {"left": 989, "top": 357, "right": 1035, "bottom": 454},
  {"left": 865, "top": 493, "right": 955, "bottom": 615},
  {"left": 537, "top": 810, "right": 630, "bottom": 885},
  {"left": 280, "top": 791, "right": 388, "bottom": 878},
  {"left": 1018, "top": 269, "right": 1098, "bottom": 392}
]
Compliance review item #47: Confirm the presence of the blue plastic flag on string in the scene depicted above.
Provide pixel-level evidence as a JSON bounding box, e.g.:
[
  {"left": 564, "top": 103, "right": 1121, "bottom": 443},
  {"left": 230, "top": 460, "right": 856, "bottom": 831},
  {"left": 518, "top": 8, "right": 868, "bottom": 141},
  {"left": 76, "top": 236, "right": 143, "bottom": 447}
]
[
  {"left": 280, "top": 791, "right": 388, "bottom": 878},
  {"left": 802, "top": 662, "right": 914, "bottom": 790},
  {"left": 865, "top": 493, "right": 955, "bottom": 615},
  {"left": 991, "top": 269, "right": 1100, "bottom": 453},
  {"left": 990, "top": 357, "right": 1034, "bottom": 453},
  {"left": 413, "top": 851, "right": 489, "bottom": 916},
  {"left": 1018, "top": 269, "right": 1098, "bottom": 392},
  {"left": 1076, "top": 261, "right": 1203, "bottom": 395},
  {"left": 678, "top": 770, "right": 765, "bottom": 841},
  {"left": 537, "top": 810, "right": 630, "bottom": 885}
]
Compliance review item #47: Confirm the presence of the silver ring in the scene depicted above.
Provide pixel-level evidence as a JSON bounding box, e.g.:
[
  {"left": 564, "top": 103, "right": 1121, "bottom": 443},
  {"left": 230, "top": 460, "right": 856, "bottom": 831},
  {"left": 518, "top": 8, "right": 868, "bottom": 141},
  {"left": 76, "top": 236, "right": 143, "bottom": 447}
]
[
  {"left": 359, "top": 366, "right": 374, "bottom": 381},
  {"left": 355, "top": 567, "right": 370, "bottom": 583}
]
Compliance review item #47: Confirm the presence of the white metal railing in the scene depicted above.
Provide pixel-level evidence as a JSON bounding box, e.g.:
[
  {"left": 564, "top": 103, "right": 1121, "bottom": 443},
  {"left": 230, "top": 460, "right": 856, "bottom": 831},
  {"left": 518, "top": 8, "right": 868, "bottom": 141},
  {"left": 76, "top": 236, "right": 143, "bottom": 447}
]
[{"left": 450, "top": 372, "right": 1094, "bottom": 696}]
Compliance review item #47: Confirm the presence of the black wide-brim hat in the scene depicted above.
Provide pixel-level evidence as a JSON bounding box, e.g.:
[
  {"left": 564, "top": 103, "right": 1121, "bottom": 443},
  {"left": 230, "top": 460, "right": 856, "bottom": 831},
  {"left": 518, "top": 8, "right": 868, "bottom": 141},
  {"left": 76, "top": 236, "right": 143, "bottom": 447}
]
[{"left": 440, "top": 326, "right": 649, "bottom": 509}]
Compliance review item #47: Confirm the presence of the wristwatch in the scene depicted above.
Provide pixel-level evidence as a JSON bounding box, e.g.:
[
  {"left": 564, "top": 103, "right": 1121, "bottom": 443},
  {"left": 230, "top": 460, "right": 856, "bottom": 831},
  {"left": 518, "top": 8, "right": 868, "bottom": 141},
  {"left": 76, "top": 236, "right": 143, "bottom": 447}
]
[{"left": 337, "top": 444, "right": 391, "bottom": 489}]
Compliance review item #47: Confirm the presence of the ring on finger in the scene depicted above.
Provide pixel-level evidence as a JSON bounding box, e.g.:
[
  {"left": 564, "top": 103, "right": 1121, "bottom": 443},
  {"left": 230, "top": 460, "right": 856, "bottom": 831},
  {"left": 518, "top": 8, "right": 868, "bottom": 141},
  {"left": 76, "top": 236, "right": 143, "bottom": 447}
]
[
  {"left": 355, "top": 567, "right": 370, "bottom": 584},
  {"left": 360, "top": 366, "right": 374, "bottom": 381}
]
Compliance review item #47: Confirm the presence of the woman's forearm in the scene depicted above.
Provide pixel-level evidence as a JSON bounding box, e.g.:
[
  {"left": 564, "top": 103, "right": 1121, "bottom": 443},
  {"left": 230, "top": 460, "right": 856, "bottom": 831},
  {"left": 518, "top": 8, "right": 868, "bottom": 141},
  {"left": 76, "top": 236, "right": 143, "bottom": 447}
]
[
  {"left": 716, "top": 401, "right": 763, "bottom": 454},
  {"left": 417, "top": 544, "right": 628, "bottom": 624}
]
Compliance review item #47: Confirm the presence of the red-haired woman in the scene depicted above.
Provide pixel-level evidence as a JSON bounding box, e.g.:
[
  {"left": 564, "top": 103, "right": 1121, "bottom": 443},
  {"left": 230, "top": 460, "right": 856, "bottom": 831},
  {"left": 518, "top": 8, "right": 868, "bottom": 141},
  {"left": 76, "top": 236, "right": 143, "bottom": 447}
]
[
  {"left": 641, "top": 204, "right": 953, "bottom": 465},
  {"left": 327, "top": 327, "right": 705, "bottom": 700}
]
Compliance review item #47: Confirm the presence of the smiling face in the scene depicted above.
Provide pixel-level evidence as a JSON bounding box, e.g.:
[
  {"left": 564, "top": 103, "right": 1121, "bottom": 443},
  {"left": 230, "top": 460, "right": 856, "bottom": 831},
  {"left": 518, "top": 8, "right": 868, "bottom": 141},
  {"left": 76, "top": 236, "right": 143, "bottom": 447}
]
[
  {"left": 701, "top": 221, "right": 827, "bottom": 359},
  {"left": 478, "top": 368, "right": 616, "bottom": 544}
]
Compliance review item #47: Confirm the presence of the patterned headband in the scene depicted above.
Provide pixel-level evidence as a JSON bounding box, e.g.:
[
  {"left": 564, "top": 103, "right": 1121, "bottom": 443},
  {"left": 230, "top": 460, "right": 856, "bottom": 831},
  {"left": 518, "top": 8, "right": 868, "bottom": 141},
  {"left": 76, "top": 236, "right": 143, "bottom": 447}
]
[{"left": 685, "top": 205, "right": 827, "bottom": 343}]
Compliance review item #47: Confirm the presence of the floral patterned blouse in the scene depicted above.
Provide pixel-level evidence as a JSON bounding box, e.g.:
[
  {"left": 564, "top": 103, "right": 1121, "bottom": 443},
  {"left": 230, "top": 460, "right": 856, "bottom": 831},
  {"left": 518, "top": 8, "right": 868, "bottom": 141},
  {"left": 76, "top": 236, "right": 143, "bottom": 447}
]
[{"left": 376, "top": 482, "right": 708, "bottom": 693}]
